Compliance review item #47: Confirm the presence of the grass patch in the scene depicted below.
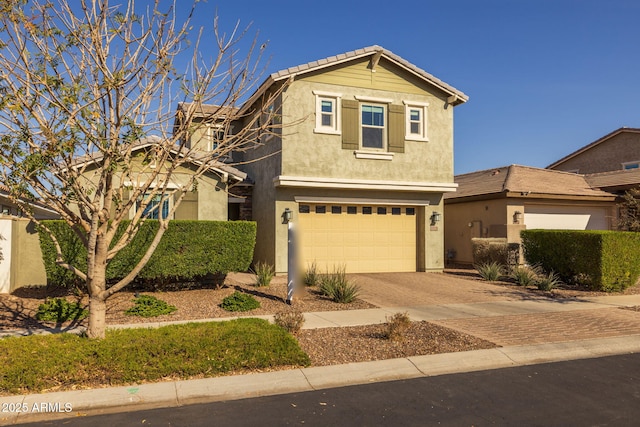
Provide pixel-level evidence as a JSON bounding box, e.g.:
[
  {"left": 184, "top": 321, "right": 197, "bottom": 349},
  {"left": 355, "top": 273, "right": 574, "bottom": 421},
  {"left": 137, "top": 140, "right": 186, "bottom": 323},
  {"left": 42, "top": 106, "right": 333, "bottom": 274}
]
[{"left": 0, "top": 319, "right": 310, "bottom": 395}]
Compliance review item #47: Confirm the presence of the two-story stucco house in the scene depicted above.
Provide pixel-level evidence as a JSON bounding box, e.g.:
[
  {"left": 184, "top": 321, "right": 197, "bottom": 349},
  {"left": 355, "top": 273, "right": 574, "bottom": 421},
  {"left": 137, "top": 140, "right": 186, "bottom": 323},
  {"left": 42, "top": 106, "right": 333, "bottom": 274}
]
[{"left": 230, "top": 46, "right": 468, "bottom": 274}]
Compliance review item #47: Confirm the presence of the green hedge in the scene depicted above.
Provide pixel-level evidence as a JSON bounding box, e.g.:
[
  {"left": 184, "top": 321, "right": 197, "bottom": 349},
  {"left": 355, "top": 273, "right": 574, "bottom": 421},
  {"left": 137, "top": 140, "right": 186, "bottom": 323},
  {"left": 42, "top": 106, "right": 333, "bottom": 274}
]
[
  {"left": 39, "top": 220, "right": 257, "bottom": 287},
  {"left": 521, "top": 230, "right": 640, "bottom": 292}
]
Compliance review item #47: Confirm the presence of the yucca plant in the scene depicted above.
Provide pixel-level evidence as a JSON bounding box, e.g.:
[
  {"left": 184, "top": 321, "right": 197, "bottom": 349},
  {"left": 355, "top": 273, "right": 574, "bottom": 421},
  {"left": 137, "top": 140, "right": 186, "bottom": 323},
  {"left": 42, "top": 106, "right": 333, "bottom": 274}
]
[
  {"left": 536, "top": 270, "right": 563, "bottom": 291},
  {"left": 253, "top": 261, "right": 275, "bottom": 287},
  {"left": 318, "top": 266, "right": 360, "bottom": 303},
  {"left": 510, "top": 265, "right": 539, "bottom": 287},
  {"left": 303, "top": 261, "right": 319, "bottom": 287},
  {"left": 475, "top": 261, "right": 505, "bottom": 282}
]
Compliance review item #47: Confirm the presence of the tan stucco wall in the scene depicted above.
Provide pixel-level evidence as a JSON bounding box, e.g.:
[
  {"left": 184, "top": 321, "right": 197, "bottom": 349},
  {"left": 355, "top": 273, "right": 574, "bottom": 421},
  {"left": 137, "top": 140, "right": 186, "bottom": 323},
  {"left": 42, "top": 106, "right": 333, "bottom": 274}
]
[
  {"left": 445, "top": 198, "right": 524, "bottom": 265},
  {"left": 551, "top": 132, "right": 640, "bottom": 174}
]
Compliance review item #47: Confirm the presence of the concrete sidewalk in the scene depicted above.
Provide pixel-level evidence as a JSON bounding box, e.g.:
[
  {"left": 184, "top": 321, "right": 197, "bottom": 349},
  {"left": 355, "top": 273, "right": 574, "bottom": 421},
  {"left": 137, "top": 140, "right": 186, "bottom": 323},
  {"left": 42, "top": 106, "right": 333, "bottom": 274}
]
[{"left": 2, "top": 293, "right": 640, "bottom": 425}]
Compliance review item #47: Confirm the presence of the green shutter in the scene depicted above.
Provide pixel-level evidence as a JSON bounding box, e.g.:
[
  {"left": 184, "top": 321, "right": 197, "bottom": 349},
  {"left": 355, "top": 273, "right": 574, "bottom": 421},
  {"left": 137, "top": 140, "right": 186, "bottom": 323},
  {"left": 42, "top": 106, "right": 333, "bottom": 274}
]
[
  {"left": 174, "top": 191, "right": 199, "bottom": 220},
  {"left": 341, "top": 99, "right": 359, "bottom": 150},
  {"left": 388, "top": 104, "right": 405, "bottom": 153}
]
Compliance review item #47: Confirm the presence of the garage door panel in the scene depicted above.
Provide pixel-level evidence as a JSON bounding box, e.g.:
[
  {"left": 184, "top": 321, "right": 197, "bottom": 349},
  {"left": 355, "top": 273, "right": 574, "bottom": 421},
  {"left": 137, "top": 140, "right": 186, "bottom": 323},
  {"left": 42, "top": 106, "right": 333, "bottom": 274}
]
[
  {"left": 524, "top": 205, "right": 608, "bottom": 230},
  {"left": 298, "top": 203, "right": 417, "bottom": 274}
]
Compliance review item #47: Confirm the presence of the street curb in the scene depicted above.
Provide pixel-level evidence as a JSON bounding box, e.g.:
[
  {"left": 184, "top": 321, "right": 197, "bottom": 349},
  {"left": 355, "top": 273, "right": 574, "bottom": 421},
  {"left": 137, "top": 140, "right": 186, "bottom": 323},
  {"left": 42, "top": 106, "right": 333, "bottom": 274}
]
[{"left": 3, "top": 335, "right": 640, "bottom": 425}]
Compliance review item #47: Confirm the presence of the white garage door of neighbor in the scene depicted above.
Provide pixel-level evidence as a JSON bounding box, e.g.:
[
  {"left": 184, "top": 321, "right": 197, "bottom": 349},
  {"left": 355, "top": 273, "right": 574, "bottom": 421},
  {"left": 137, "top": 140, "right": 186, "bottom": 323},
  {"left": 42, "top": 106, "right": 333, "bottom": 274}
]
[
  {"left": 298, "top": 204, "right": 417, "bottom": 274},
  {"left": 524, "top": 205, "right": 609, "bottom": 230}
]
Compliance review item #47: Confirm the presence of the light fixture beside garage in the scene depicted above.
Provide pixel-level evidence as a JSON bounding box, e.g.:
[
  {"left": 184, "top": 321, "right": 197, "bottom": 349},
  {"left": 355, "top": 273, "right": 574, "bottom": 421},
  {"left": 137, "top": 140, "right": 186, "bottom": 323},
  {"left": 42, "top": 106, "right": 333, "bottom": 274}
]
[
  {"left": 513, "top": 210, "right": 523, "bottom": 224},
  {"left": 430, "top": 211, "right": 441, "bottom": 226},
  {"left": 283, "top": 208, "right": 293, "bottom": 224}
]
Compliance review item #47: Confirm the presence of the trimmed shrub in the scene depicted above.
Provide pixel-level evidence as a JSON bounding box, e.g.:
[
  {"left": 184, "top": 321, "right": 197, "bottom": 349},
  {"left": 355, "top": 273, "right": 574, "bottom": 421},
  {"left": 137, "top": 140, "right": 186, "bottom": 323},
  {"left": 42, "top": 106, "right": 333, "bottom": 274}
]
[
  {"left": 521, "top": 230, "right": 640, "bottom": 292},
  {"left": 471, "top": 238, "right": 509, "bottom": 266},
  {"left": 273, "top": 310, "right": 305, "bottom": 334},
  {"left": 318, "top": 266, "right": 360, "bottom": 304},
  {"left": 35, "top": 298, "right": 88, "bottom": 322},
  {"left": 39, "top": 220, "right": 257, "bottom": 288},
  {"left": 220, "top": 291, "right": 260, "bottom": 312},
  {"left": 125, "top": 295, "right": 177, "bottom": 317}
]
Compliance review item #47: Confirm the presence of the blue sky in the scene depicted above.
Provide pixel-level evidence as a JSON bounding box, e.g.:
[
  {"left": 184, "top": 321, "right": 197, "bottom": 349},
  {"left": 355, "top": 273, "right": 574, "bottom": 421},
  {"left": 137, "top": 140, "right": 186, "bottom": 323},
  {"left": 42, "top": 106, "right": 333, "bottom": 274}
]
[{"left": 186, "top": 0, "right": 640, "bottom": 174}]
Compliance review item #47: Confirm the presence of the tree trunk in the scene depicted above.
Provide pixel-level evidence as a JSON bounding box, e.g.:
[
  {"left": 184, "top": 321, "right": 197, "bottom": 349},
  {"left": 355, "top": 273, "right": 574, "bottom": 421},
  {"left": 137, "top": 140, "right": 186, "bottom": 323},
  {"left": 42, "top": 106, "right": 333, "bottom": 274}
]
[{"left": 87, "top": 295, "right": 107, "bottom": 339}]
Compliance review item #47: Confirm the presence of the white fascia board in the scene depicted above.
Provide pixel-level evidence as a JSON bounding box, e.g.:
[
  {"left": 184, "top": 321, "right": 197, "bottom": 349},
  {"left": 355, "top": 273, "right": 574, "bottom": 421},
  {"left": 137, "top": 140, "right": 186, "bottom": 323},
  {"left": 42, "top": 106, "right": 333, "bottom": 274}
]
[
  {"left": 273, "top": 175, "right": 458, "bottom": 192},
  {"left": 294, "top": 196, "right": 430, "bottom": 206}
]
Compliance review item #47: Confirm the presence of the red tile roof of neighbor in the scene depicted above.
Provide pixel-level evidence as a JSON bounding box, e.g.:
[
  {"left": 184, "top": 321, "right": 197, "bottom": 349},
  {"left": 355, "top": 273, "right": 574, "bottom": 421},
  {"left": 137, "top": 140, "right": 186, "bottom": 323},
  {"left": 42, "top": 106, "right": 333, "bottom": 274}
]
[{"left": 446, "top": 165, "right": 616, "bottom": 200}]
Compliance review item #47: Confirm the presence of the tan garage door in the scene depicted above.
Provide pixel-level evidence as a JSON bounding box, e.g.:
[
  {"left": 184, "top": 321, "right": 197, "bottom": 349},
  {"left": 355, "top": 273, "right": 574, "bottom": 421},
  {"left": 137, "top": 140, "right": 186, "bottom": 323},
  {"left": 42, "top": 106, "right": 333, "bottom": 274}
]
[{"left": 297, "top": 204, "right": 417, "bottom": 273}]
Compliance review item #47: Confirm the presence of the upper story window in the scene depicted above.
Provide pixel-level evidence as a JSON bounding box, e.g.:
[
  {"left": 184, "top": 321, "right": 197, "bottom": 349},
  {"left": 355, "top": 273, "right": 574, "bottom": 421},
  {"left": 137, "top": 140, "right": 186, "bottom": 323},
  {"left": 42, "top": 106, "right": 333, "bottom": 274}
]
[
  {"left": 404, "top": 101, "right": 429, "bottom": 141},
  {"left": 623, "top": 161, "right": 640, "bottom": 170},
  {"left": 206, "top": 124, "right": 224, "bottom": 151},
  {"left": 361, "top": 103, "right": 386, "bottom": 150},
  {"left": 313, "top": 90, "right": 342, "bottom": 134}
]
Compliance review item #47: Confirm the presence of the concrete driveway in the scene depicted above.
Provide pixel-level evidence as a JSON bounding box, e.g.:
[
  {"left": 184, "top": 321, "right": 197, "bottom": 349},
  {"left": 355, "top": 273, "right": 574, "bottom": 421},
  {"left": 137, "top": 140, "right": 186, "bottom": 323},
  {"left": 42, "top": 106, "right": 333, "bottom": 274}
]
[{"left": 350, "top": 271, "right": 547, "bottom": 307}]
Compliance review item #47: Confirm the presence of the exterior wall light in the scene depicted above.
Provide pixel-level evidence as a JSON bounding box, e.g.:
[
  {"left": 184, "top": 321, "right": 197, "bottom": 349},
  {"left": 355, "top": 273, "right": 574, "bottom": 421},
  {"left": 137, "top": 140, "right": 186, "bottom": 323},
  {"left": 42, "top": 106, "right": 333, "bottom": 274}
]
[
  {"left": 283, "top": 208, "right": 293, "bottom": 224},
  {"left": 513, "top": 210, "right": 523, "bottom": 224},
  {"left": 430, "top": 211, "right": 441, "bottom": 226}
]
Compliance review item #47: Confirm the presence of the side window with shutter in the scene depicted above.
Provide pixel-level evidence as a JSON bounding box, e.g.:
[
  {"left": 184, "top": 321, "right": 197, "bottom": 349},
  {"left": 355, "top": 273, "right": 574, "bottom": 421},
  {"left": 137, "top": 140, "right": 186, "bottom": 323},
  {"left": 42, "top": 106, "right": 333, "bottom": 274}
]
[
  {"left": 388, "top": 104, "right": 405, "bottom": 153},
  {"left": 341, "top": 99, "right": 359, "bottom": 150}
]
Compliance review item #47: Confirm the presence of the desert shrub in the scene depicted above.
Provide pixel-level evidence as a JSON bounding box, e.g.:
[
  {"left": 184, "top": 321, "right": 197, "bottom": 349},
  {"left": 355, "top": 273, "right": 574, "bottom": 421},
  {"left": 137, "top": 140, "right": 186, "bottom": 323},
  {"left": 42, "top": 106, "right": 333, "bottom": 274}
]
[
  {"left": 303, "top": 261, "right": 319, "bottom": 287},
  {"left": 536, "top": 271, "right": 563, "bottom": 291},
  {"left": 475, "top": 261, "right": 505, "bottom": 282},
  {"left": 125, "top": 295, "right": 177, "bottom": 318},
  {"left": 318, "top": 266, "right": 360, "bottom": 304},
  {"left": 273, "top": 310, "right": 305, "bottom": 334},
  {"left": 384, "top": 312, "right": 411, "bottom": 341},
  {"left": 472, "top": 238, "right": 509, "bottom": 266},
  {"left": 253, "top": 262, "right": 275, "bottom": 287},
  {"left": 511, "top": 265, "right": 539, "bottom": 287},
  {"left": 220, "top": 291, "right": 260, "bottom": 312},
  {"left": 35, "top": 298, "right": 88, "bottom": 322}
]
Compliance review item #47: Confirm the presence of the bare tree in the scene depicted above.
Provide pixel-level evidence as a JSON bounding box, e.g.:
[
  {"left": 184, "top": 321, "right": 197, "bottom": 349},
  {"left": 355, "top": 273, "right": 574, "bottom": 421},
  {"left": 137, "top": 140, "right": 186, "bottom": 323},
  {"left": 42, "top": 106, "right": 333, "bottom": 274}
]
[
  {"left": 617, "top": 187, "right": 640, "bottom": 232},
  {"left": 0, "top": 0, "right": 281, "bottom": 338}
]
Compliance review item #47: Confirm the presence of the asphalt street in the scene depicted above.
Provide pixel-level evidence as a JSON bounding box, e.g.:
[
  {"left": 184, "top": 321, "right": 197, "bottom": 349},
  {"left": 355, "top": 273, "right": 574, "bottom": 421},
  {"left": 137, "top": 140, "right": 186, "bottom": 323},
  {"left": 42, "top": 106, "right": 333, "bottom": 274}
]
[{"left": 27, "top": 353, "right": 640, "bottom": 427}]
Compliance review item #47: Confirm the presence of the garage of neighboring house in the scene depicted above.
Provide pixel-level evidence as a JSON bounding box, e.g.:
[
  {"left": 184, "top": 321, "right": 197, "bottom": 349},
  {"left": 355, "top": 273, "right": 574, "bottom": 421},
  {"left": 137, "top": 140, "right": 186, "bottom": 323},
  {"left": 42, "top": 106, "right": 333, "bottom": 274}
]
[
  {"left": 297, "top": 202, "right": 418, "bottom": 273},
  {"left": 524, "top": 205, "right": 609, "bottom": 230}
]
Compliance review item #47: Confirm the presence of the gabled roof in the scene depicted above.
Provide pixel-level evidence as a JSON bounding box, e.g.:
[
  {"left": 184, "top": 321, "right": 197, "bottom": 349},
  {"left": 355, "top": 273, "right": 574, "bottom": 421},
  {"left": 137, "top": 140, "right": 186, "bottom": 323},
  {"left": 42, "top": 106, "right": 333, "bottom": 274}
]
[
  {"left": 68, "top": 136, "right": 247, "bottom": 182},
  {"left": 547, "top": 127, "right": 640, "bottom": 169},
  {"left": 446, "top": 165, "right": 615, "bottom": 201},
  {"left": 242, "top": 45, "right": 469, "bottom": 112}
]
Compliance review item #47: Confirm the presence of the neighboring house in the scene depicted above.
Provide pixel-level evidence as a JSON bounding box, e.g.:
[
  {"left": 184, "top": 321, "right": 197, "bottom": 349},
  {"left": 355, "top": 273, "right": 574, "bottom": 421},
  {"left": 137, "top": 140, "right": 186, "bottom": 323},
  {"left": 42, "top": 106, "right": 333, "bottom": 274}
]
[
  {"left": 547, "top": 127, "right": 640, "bottom": 196},
  {"left": 228, "top": 45, "right": 468, "bottom": 274},
  {"left": 72, "top": 136, "right": 247, "bottom": 221},
  {"left": 0, "top": 184, "right": 59, "bottom": 219},
  {"left": 444, "top": 165, "right": 616, "bottom": 265}
]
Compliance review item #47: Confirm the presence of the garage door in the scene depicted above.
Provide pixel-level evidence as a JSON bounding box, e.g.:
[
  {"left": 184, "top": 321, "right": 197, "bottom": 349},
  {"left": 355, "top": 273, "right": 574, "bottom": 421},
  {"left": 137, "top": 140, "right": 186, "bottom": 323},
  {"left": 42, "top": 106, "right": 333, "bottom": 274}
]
[
  {"left": 524, "top": 205, "right": 609, "bottom": 230},
  {"left": 297, "top": 204, "right": 417, "bottom": 273}
]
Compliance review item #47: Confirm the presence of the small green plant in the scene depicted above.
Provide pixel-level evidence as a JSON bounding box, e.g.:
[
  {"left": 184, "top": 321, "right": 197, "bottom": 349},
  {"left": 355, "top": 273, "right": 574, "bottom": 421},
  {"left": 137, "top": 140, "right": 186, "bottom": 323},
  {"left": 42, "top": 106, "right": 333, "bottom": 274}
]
[
  {"left": 35, "top": 298, "right": 88, "bottom": 322},
  {"left": 253, "top": 261, "right": 275, "bottom": 287},
  {"left": 220, "top": 291, "right": 260, "bottom": 312},
  {"left": 536, "top": 271, "right": 563, "bottom": 291},
  {"left": 273, "top": 310, "right": 305, "bottom": 334},
  {"left": 511, "top": 265, "right": 539, "bottom": 287},
  {"left": 318, "top": 266, "right": 360, "bottom": 304},
  {"left": 384, "top": 312, "right": 411, "bottom": 341},
  {"left": 476, "top": 261, "right": 505, "bottom": 282},
  {"left": 303, "top": 261, "right": 319, "bottom": 287},
  {"left": 125, "top": 295, "right": 177, "bottom": 318}
]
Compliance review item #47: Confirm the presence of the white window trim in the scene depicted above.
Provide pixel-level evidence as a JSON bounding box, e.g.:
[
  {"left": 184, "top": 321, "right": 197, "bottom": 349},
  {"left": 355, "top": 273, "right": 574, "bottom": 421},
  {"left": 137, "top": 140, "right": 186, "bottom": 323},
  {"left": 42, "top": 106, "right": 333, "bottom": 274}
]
[
  {"left": 313, "top": 90, "right": 342, "bottom": 135},
  {"left": 354, "top": 150, "right": 394, "bottom": 161},
  {"left": 355, "top": 95, "right": 393, "bottom": 104},
  {"left": 403, "top": 101, "right": 429, "bottom": 142},
  {"left": 359, "top": 102, "right": 387, "bottom": 152},
  {"left": 622, "top": 160, "right": 640, "bottom": 170},
  {"left": 206, "top": 123, "right": 224, "bottom": 151}
]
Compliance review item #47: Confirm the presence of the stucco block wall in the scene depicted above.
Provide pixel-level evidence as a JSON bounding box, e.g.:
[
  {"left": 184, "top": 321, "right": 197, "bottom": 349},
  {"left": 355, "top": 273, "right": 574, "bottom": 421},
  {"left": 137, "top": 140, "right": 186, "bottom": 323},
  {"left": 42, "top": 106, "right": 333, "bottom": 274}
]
[
  {"left": 0, "top": 218, "right": 48, "bottom": 293},
  {"left": 551, "top": 132, "right": 640, "bottom": 173}
]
